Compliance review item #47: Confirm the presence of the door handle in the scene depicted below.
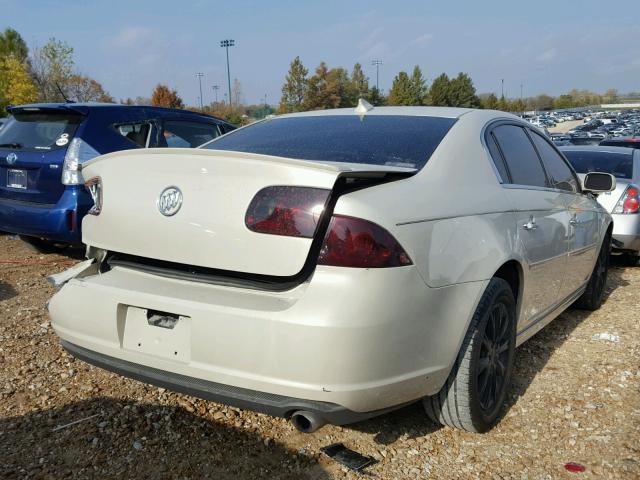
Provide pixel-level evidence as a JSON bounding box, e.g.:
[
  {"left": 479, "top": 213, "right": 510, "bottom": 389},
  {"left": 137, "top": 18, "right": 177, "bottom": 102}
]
[{"left": 523, "top": 217, "right": 538, "bottom": 231}]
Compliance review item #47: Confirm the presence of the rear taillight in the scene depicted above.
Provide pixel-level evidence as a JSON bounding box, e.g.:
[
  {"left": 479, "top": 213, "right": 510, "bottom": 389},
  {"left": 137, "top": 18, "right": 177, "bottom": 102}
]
[
  {"left": 245, "top": 186, "right": 330, "bottom": 238},
  {"left": 318, "top": 215, "right": 412, "bottom": 268},
  {"left": 613, "top": 184, "right": 639, "bottom": 214},
  {"left": 62, "top": 137, "right": 100, "bottom": 185},
  {"left": 85, "top": 176, "right": 102, "bottom": 215}
]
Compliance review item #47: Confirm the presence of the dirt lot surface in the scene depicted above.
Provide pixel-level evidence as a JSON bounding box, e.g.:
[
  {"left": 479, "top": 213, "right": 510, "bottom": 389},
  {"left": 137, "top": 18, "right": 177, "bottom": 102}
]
[
  {"left": 1, "top": 232, "right": 638, "bottom": 479},
  {"left": 548, "top": 120, "right": 583, "bottom": 134}
]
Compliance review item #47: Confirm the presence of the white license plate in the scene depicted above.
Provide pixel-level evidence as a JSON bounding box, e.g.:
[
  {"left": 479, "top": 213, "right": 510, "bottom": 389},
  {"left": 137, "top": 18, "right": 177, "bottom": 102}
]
[{"left": 7, "top": 169, "right": 27, "bottom": 189}]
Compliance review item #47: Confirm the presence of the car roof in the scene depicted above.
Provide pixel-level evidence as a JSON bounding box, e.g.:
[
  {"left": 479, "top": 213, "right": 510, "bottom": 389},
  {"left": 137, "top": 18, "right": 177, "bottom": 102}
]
[
  {"left": 275, "top": 105, "right": 500, "bottom": 120},
  {"left": 8, "top": 102, "right": 226, "bottom": 122}
]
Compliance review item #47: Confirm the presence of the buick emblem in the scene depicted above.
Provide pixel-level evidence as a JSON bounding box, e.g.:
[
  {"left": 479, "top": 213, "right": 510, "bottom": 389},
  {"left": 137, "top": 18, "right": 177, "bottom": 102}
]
[
  {"left": 6, "top": 152, "right": 17, "bottom": 164},
  {"left": 157, "top": 186, "right": 183, "bottom": 217}
]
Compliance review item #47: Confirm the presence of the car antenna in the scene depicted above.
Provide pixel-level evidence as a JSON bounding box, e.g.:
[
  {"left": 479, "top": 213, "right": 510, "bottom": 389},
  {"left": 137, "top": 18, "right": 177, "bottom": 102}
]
[
  {"left": 56, "top": 82, "right": 73, "bottom": 103},
  {"left": 354, "top": 98, "right": 374, "bottom": 116}
]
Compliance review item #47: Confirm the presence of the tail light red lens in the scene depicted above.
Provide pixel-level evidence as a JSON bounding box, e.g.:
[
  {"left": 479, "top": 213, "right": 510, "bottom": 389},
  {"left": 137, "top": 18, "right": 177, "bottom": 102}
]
[
  {"left": 614, "top": 184, "right": 639, "bottom": 214},
  {"left": 245, "top": 186, "right": 330, "bottom": 238},
  {"left": 318, "top": 215, "right": 412, "bottom": 268}
]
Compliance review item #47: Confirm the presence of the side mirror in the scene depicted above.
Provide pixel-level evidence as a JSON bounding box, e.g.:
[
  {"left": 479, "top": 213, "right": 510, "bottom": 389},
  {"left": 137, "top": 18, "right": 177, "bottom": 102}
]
[{"left": 582, "top": 172, "right": 616, "bottom": 194}]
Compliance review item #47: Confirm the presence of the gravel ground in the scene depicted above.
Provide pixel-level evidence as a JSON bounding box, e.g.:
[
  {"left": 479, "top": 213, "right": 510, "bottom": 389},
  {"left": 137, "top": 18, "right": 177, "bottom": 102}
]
[{"left": 1, "top": 232, "right": 638, "bottom": 479}]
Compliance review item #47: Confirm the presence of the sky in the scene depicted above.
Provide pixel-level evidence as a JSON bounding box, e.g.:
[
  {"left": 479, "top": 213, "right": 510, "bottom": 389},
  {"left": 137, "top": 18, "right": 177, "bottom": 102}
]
[{"left": 3, "top": 0, "right": 640, "bottom": 106}]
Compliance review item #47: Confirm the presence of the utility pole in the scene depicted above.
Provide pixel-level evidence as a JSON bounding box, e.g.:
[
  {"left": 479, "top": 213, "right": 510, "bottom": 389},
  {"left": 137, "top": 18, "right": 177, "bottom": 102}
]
[
  {"left": 501, "top": 78, "right": 504, "bottom": 98},
  {"left": 371, "top": 59, "right": 383, "bottom": 91},
  {"left": 196, "top": 73, "right": 204, "bottom": 109},
  {"left": 212, "top": 85, "right": 219, "bottom": 104},
  {"left": 220, "top": 39, "right": 235, "bottom": 106}
]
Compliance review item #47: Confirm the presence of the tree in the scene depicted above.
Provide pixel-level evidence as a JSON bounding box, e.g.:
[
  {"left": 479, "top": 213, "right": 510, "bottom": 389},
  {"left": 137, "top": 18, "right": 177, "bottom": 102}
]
[
  {"left": 409, "top": 65, "right": 427, "bottom": 105},
  {"left": 65, "top": 74, "right": 114, "bottom": 102},
  {"left": 0, "top": 28, "right": 29, "bottom": 63},
  {"left": 0, "top": 56, "right": 38, "bottom": 110},
  {"left": 367, "top": 86, "right": 386, "bottom": 106},
  {"left": 304, "top": 62, "right": 334, "bottom": 110},
  {"left": 497, "top": 95, "right": 508, "bottom": 111},
  {"left": 278, "top": 56, "right": 308, "bottom": 113},
  {"left": 326, "top": 67, "right": 352, "bottom": 107},
  {"left": 151, "top": 84, "right": 184, "bottom": 109},
  {"left": 31, "top": 38, "right": 74, "bottom": 102},
  {"left": 480, "top": 93, "right": 499, "bottom": 110},
  {"left": 426, "top": 73, "right": 450, "bottom": 106},
  {"left": 448, "top": 72, "right": 480, "bottom": 108},
  {"left": 350, "top": 63, "right": 369, "bottom": 101},
  {"left": 231, "top": 78, "right": 243, "bottom": 106},
  {"left": 387, "top": 71, "right": 414, "bottom": 105}
]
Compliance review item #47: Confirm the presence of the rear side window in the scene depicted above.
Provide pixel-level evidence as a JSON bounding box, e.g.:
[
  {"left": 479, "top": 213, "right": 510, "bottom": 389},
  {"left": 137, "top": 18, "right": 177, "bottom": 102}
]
[
  {"left": 492, "top": 125, "right": 548, "bottom": 188},
  {"left": 204, "top": 115, "right": 457, "bottom": 170},
  {"left": 562, "top": 149, "right": 634, "bottom": 179},
  {"left": 161, "top": 120, "right": 221, "bottom": 148},
  {"left": 0, "top": 110, "right": 82, "bottom": 151},
  {"left": 486, "top": 133, "right": 509, "bottom": 182},
  {"left": 530, "top": 131, "right": 578, "bottom": 192},
  {"left": 115, "top": 122, "right": 151, "bottom": 147}
]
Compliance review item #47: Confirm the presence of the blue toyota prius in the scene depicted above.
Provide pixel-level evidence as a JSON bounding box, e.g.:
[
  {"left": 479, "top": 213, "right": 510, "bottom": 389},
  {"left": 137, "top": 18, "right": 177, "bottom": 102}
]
[{"left": 0, "top": 103, "right": 234, "bottom": 250}]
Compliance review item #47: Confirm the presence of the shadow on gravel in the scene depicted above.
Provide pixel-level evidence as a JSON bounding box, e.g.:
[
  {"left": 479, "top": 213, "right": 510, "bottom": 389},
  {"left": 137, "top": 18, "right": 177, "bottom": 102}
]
[
  {"left": 0, "top": 398, "right": 331, "bottom": 480},
  {"left": 0, "top": 280, "right": 17, "bottom": 301}
]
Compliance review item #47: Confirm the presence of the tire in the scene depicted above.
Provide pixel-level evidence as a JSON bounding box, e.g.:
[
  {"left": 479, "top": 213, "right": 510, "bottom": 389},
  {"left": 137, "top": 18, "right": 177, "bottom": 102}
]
[
  {"left": 622, "top": 253, "right": 639, "bottom": 267},
  {"left": 19, "top": 235, "right": 70, "bottom": 254},
  {"left": 423, "top": 277, "right": 516, "bottom": 433},
  {"left": 573, "top": 233, "right": 610, "bottom": 310}
]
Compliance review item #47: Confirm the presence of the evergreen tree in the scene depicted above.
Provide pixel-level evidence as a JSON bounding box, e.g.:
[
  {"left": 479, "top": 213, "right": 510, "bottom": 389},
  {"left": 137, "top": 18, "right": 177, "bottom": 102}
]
[
  {"left": 0, "top": 28, "right": 29, "bottom": 63},
  {"left": 326, "top": 67, "right": 352, "bottom": 107},
  {"left": 481, "top": 93, "right": 499, "bottom": 110},
  {"left": 409, "top": 65, "right": 427, "bottom": 105},
  {"left": 387, "top": 71, "right": 414, "bottom": 105},
  {"left": 497, "top": 95, "right": 508, "bottom": 111},
  {"left": 304, "top": 62, "right": 331, "bottom": 110},
  {"left": 426, "top": 73, "right": 450, "bottom": 106},
  {"left": 350, "top": 63, "right": 369, "bottom": 102},
  {"left": 278, "top": 56, "right": 308, "bottom": 113},
  {"left": 448, "top": 72, "right": 480, "bottom": 108},
  {"left": 367, "top": 86, "right": 386, "bottom": 106}
]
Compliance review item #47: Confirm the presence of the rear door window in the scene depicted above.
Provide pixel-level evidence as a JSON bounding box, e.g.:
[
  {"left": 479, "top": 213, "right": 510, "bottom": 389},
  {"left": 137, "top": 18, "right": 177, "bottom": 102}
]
[
  {"left": 114, "top": 122, "right": 152, "bottom": 147},
  {"left": 529, "top": 131, "right": 578, "bottom": 192},
  {"left": 492, "top": 125, "right": 549, "bottom": 188},
  {"left": 160, "top": 120, "right": 221, "bottom": 148},
  {"left": 0, "top": 110, "right": 83, "bottom": 151}
]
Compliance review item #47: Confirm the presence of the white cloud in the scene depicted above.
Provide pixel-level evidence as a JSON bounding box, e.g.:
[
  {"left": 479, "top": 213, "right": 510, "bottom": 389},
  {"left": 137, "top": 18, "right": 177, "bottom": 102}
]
[
  {"left": 409, "top": 33, "right": 433, "bottom": 47},
  {"left": 536, "top": 48, "right": 557, "bottom": 62},
  {"left": 111, "top": 27, "right": 153, "bottom": 48}
]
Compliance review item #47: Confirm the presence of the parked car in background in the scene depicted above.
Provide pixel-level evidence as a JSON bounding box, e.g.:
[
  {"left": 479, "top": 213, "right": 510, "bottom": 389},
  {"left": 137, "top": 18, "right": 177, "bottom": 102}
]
[
  {"left": 0, "top": 103, "right": 234, "bottom": 250},
  {"left": 48, "top": 105, "right": 614, "bottom": 435},
  {"left": 561, "top": 145, "right": 640, "bottom": 265},
  {"left": 600, "top": 136, "right": 640, "bottom": 149}
]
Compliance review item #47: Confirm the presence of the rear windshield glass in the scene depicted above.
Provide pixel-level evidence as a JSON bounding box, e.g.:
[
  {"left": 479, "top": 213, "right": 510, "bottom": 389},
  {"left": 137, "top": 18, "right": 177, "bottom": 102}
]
[
  {"left": 0, "top": 110, "right": 83, "bottom": 151},
  {"left": 204, "top": 115, "right": 457, "bottom": 169},
  {"left": 562, "top": 150, "right": 634, "bottom": 179}
]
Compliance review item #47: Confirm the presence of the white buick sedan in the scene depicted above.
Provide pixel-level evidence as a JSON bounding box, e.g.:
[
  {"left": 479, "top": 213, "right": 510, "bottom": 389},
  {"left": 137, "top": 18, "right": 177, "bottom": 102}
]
[{"left": 48, "top": 104, "right": 615, "bottom": 433}]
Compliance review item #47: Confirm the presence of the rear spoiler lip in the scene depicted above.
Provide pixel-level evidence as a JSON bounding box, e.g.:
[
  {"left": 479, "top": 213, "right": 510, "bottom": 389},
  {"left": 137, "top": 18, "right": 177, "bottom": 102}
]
[{"left": 7, "top": 104, "right": 90, "bottom": 116}]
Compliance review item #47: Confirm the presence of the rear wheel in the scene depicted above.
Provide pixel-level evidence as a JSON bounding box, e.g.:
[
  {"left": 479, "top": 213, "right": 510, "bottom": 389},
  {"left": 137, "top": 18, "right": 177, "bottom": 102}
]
[
  {"left": 573, "top": 234, "right": 610, "bottom": 310},
  {"left": 19, "top": 235, "right": 70, "bottom": 254},
  {"left": 423, "top": 277, "right": 516, "bottom": 433}
]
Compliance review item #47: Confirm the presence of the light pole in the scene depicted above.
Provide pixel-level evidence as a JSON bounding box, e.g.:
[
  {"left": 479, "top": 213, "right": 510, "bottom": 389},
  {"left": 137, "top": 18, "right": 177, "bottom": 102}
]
[
  {"left": 212, "top": 85, "right": 219, "bottom": 104},
  {"left": 196, "top": 73, "right": 204, "bottom": 109},
  {"left": 220, "top": 39, "right": 235, "bottom": 106},
  {"left": 501, "top": 78, "right": 504, "bottom": 98},
  {"left": 371, "top": 59, "right": 383, "bottom": 91}
]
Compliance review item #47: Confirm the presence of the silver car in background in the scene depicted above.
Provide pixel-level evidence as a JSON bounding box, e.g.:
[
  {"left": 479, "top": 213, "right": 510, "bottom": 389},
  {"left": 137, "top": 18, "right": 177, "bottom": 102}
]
[{"left": 561, "top": 146, "right": 640, "bottom": 265}]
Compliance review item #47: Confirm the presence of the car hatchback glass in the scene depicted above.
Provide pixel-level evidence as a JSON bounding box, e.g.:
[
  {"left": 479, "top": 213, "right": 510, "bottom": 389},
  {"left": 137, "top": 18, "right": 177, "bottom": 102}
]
[{"left": 0, "top": 111, "right": 83, "bottom": 152}]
